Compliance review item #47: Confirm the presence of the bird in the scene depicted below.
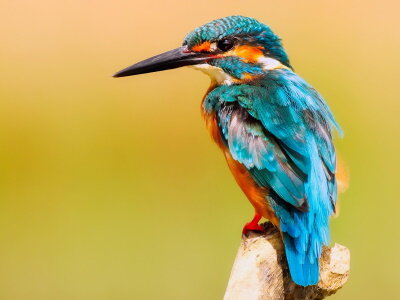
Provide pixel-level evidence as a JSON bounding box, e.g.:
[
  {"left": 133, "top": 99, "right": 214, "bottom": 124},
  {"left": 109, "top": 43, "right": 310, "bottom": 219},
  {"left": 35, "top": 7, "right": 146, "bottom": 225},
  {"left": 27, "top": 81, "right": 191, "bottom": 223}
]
[{"left": 113, "top": 15, "right": 345, "bottom": 287}]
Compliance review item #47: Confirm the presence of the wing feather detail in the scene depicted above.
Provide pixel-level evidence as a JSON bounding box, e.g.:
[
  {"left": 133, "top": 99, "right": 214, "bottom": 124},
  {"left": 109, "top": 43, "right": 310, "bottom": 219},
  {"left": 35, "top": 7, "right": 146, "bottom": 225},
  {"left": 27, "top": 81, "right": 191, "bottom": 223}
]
[{"left": 218, "top": 103, "right": 307, "bottom": 209}]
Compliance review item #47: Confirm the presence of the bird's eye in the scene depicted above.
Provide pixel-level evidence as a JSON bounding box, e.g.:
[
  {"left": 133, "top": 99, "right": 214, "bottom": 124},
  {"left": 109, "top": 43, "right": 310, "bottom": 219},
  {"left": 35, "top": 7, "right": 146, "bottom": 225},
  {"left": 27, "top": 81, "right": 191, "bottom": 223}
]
[{"left": 217, "top": 38, "right": 235, "bottom": 52}]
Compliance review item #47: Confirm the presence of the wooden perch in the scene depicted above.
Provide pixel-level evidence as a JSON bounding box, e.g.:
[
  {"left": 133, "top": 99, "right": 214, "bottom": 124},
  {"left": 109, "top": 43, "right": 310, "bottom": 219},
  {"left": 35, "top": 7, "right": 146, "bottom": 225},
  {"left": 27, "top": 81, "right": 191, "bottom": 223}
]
[{"left": 224, "top": 222, "right": 350, "bottom": 300}]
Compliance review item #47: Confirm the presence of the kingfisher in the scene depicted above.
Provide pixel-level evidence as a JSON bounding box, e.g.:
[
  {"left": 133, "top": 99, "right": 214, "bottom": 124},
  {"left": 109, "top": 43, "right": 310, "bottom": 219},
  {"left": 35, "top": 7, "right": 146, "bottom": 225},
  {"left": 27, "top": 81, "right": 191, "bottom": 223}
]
[{"left": 113, "top": 16, "right": 345, "bottom": 287}]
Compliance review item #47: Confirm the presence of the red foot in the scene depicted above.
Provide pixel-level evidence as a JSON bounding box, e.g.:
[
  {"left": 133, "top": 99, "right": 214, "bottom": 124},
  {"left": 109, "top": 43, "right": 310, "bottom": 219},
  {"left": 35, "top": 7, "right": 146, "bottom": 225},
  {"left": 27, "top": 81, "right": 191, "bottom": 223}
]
[{"left": 242, "top": 213, "right": 264, "bottom": 236}]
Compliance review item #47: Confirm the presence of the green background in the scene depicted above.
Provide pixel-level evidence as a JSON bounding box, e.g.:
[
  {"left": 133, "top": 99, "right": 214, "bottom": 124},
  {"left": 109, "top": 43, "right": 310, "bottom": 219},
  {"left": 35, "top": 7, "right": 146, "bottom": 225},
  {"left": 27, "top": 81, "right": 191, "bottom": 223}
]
[{"left": 0, "top": 0, "right": 399, "bottom": 299}]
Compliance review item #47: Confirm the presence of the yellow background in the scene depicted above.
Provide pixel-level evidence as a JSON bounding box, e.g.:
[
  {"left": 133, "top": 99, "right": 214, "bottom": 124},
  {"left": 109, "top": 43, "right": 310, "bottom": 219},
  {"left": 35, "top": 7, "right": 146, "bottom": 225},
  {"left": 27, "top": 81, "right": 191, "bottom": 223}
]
[{"left": 1, "top": 0, "right": 399, "bottom": 299}]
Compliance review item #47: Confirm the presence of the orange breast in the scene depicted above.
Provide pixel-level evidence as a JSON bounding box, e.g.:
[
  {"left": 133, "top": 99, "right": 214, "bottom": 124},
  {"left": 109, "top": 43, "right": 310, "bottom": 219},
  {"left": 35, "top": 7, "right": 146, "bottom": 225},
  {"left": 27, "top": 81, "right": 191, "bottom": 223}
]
[{"left": 202, "top": 107, "right": 279, "bottom": 227}]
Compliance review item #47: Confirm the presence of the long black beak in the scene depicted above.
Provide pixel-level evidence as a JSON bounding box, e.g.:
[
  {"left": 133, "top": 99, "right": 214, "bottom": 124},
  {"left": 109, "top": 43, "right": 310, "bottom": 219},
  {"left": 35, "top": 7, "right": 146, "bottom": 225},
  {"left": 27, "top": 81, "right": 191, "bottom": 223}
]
[{"left": 113, "top": 46, "right": 211, "bottom": 78}]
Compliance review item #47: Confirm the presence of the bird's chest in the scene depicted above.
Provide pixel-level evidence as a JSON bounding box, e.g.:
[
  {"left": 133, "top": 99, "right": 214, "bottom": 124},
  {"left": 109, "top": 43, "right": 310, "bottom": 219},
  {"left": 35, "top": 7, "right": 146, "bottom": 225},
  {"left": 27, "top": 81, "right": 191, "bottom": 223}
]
[
  {"left": 201, "top": 85, "right": 226, "bottom": 148},
  {"left": 201, "top": 106, "right": 225, "bottom": 149}
]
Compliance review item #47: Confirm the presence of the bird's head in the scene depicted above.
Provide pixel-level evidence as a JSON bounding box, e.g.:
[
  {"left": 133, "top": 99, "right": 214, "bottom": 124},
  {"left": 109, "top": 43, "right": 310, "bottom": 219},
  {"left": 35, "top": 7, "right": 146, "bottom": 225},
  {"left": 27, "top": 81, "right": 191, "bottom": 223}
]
[{"left": 114, "top": 16, "right": 291, "bottom": 84}]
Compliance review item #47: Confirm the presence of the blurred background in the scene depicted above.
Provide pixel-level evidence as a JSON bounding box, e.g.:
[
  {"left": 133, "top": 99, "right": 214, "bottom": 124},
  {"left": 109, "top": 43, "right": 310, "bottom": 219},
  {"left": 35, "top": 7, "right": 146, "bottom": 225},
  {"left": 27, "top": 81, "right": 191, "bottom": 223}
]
[{"left": 0, "top": 0, "right": 399, "bottom": 299}]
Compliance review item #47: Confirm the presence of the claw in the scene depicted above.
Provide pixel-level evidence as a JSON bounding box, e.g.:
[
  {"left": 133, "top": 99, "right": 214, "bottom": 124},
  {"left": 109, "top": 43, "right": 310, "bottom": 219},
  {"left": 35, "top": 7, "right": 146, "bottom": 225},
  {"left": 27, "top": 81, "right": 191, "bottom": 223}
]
[{"left": 242, "top": 213, "right": 264, "bottom": 236}]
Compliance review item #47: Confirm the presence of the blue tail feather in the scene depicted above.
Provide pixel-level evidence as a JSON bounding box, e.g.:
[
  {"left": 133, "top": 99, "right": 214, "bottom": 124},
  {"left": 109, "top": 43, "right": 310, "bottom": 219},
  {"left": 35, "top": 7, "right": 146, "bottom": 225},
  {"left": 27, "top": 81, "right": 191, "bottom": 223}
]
[
  {"left": 268, "top": 189, "right": 330, "bottom": 286},
  {"left": 283, "top": 232, "right": 319, "bottom": 286}
]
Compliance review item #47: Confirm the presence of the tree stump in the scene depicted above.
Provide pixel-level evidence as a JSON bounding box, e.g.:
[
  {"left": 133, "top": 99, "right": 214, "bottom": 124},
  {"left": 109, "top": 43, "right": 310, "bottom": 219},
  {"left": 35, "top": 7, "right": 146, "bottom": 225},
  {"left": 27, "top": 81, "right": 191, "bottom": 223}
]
[{"left": 224, "top": 222, "right": 350, "bottom": 300}]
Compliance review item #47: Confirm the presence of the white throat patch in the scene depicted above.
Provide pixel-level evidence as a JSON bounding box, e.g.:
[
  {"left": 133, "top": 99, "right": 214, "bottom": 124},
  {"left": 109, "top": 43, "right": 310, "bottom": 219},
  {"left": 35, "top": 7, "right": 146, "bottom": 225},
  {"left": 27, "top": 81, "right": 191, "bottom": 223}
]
[{"left": 191, "top": 64, "right": 235, "bottom": 85}]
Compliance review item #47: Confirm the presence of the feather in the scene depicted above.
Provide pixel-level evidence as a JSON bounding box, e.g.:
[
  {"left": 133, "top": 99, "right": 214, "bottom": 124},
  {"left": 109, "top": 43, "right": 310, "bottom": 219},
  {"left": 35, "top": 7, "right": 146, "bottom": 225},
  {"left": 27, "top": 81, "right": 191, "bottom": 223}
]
[{"left": 206, "top": 68, "right": 341, "bottom": 286}]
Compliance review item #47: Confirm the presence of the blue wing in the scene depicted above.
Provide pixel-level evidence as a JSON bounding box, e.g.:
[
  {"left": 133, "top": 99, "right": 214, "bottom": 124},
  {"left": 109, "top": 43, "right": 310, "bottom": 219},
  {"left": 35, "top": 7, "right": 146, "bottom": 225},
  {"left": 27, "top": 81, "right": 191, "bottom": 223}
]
[
  {"left": 206, "top": 69, "right": 341, "bottom": 286},
  {"left": 218, "top": 104, "right": 308, "bottom": 210}
]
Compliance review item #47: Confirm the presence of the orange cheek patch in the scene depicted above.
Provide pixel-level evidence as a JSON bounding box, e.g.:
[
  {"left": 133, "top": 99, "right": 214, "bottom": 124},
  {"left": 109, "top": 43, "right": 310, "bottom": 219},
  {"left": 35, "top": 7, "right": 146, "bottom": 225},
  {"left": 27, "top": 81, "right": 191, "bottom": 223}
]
[
  {"left": 232, "top": 45, "right": 264, "bottom": 63},
  {"left": 192, "top": 41, "right": 211, "bottom": 52}
]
